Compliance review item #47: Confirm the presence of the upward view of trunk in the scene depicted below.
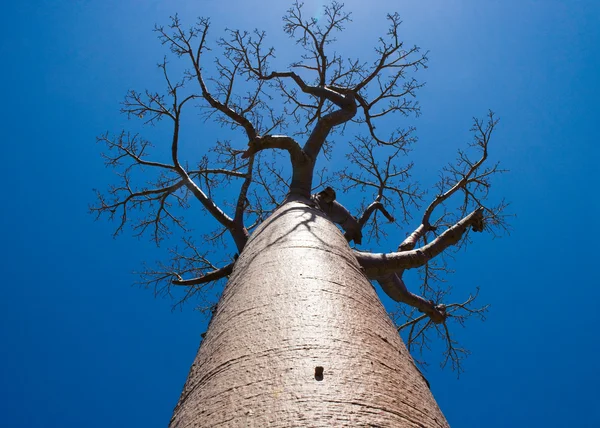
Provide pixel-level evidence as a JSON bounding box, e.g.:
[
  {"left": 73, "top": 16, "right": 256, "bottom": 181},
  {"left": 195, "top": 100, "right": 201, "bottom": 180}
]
[
  {"left": 169, "top": 199, "right": 449, "bottom": 427},
  {"left": 94, "top": 6, "right": 504, "bottom": 427}
]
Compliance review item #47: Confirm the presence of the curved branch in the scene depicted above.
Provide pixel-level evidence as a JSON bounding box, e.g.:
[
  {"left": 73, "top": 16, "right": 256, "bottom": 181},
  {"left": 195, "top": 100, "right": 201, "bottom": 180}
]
[
  {"left": 241, "top": 134, "right": 305, "bottom": 162},
  {"left": 179, "top": 168, "right": 249, "bottom": 251},
  {"left": 344, "top": 200, "right": 395, "bottom": 244},
  {"left": 376, "top": 272, "right": 446, "bottom": 324},
  {"left": 255, "top": 70, "right": 358, "bottom": 162},
  {"left": 148, "top": 59, "right": 244, "bottom": 248},
  {"left": 399, "top": 112, "right": 499, "bottom": 251},
  {"left": 422, "top": 113, "right": 497, "bottom": 227},
  {"left": 303, "top": 91, "right": 357, "bottom": 160},
  {"left": 234, "top": 155, "right": 254, "bottom": 225},
  {"left": 192, "top": 61, "right": 257, "bottom": 141},
  {"left": 156, "top": 17, "right": 258, "bottom": 140},
  {"left": 355, "top": 207, "right": 484, "bottom": 276},
  {"left": 165, "top": 104, "right": 239, "bottom": 240},
  {"left": 398, "top": 224, "right": 428, "bottom": 251},
  {"left": 357, "top": 201, "right": 395, "bottom": 228}
]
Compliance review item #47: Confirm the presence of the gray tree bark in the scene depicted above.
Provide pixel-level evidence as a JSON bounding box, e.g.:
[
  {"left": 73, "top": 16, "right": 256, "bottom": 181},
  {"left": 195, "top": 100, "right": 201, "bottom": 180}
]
[{"left": 169, "top": 198, "right": 449, "bottom": 427}]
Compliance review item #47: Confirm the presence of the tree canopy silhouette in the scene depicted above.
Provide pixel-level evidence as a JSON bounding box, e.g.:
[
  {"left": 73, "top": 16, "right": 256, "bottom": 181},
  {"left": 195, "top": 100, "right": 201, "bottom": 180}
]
[{"left": 92, "top": 1, "right": 509, "bottom": 374}]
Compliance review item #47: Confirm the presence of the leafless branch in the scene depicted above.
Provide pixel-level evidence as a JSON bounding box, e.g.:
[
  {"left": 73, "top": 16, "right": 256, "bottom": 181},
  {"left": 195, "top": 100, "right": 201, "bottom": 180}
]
[
  {"left": 172, "top": 262, "right": 234, "bottom": 286},
  {"left": 392, "top": 287, "right": 488, "bottom": 375},
  {"left": 95, "top": 4, "right": 509, "bottom": 373},
  {"left": 355, "top": 207, "right": 485, "bottom": 277},
  {"left": 155, "top": 16, "right": 260, "bottom": 140},
  {"left": 340, "top": 135, "right": 422, "bottom": 238},
  {"left": 93, "top": 132, "right": 184, "bottom": 246}
]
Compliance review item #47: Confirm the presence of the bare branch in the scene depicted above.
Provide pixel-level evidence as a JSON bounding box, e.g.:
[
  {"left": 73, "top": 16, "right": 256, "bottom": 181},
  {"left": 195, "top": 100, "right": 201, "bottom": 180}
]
[
  {"left": 172, "top": 262, "right": 234, "bottom": 286},
  {"left": 282, "top": 1, "right": 351, "bottom": 87},
  {"left": 341, "top": 136, "right": 422, "bottom": 231},
  {"left": 393, "top": 288, "right": 488, "bottom": 375},
  {"left": 399, "top": 111, "right": 506, "bottom": 251},
  {"left": 97, "top": 132, "right": 175, "bottom": 170},
  {"left": 241, "top": 134, "right": 305, "bottom": 162},
  {"left": 137, "top": 237, "right": 234, "bottom": 309},
  {"left": 155, "top": 16, "right": 259, "bottom": 140},
  {"left": 357, "top": 201, "right": 395, "bottom": 228},
  {"left": 355, "top": 207, "right": 484, "bottom": 276},
  {"left": 312, "top": 187, "right": 362, "bottom": 244},
  {"left": 376, "top": 272, "right": 446, "bottom": 323},
  {"left": 423, "top": 111, "right": 499, "bottom": 227},
  {"left": 91, "top": 170, "right": 187, "bottom": 245},
  {"left": 233, "top": 155, "right": 255, "bottom": 227},
  {"left": 349, "top": 13, "right": 428, "bottom": 147},
  {"left": 260, "top": 71, "right": 350, "bottom": 108},
  {"left": 95, "top": 4, "right": 508, "bottom": 374}
]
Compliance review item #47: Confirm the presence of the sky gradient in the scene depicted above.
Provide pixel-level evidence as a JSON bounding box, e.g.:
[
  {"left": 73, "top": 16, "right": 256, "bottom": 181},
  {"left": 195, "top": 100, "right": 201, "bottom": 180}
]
[{"left": 1, "top": 1, "right": 599, "bottom": 427}]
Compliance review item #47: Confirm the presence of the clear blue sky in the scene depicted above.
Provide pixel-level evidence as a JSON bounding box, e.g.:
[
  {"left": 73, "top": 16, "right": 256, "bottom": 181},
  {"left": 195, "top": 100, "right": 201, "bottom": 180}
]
[{"left": 1, "top": 1, "right": 599, "bottom": 427}]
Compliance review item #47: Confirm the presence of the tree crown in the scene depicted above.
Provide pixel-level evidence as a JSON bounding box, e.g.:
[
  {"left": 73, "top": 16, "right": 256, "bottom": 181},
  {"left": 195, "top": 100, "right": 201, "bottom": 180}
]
[{"left": 92, "top": 1, "right": 510, "bottom": 374}]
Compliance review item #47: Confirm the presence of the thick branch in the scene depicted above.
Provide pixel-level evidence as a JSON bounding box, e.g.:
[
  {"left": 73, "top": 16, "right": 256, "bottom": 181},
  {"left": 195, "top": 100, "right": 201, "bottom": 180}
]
[
  {"left": 398, "top": 224, "right": 428, "bottom": 251},
  {"left": 355, "top": 207, "right": 484, "bottom": 276},
  {"left": 312, "top": 188, "right": 362, "bottom": 244},
  {"left": 166, "top": 111, "right": 240, "bottom": 244},
  {"left": 241, "top": 134, "right": 305, "bottom": 163},
  {"left": 234, "top": 155, "right": 254, "bottom": 226},
  {"left": 376, "top": 272, "right": 446, "bottom": 323},
  {"left": 303, "top": 91, "right": 357, "bottom": 160},
  {"left": 148, "top": 70, "right": 245, "bottom": 248}
]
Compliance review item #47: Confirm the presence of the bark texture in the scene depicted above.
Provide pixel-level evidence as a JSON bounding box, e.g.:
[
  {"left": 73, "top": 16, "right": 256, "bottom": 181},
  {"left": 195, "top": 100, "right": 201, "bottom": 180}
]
[{"left": 169, "top": 200, "right": 449, "bottom": 427}]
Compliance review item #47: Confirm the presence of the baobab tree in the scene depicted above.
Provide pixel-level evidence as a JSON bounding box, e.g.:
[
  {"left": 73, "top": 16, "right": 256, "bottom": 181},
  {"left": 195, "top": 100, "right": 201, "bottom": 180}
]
[{"left": 93, "top": 2, "right": 508, "bottom": 426}]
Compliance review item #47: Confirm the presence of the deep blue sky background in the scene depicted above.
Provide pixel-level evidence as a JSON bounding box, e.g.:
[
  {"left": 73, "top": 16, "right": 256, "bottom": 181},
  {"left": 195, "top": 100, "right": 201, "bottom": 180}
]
[{"left": 1, "top": 1, "right": 599, "bottom": 427}]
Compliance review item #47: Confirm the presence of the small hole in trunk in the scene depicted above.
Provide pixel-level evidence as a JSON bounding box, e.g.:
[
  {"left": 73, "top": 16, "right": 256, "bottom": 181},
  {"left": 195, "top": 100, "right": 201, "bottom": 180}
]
[{"left": 315, "top": 366, "right": 324, "bottom": 381}]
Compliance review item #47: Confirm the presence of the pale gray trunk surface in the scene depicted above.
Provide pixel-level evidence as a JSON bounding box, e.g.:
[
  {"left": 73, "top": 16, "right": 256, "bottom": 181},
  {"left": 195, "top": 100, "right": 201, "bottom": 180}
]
[{"left": 169, "top": 200, "right": 449, "bottom": 427}]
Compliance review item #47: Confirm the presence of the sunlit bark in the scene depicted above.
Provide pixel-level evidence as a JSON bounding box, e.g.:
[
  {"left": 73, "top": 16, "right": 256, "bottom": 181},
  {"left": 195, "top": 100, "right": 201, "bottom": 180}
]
[{"left": 169, "top": 200, "right": 448, "bottom": 428}]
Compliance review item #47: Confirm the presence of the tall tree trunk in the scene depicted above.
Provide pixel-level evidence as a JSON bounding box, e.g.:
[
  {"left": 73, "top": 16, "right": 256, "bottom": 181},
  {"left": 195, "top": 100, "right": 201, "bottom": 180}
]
[{"left": 169, "top": 199, "right": 449, "bottom": 427}]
